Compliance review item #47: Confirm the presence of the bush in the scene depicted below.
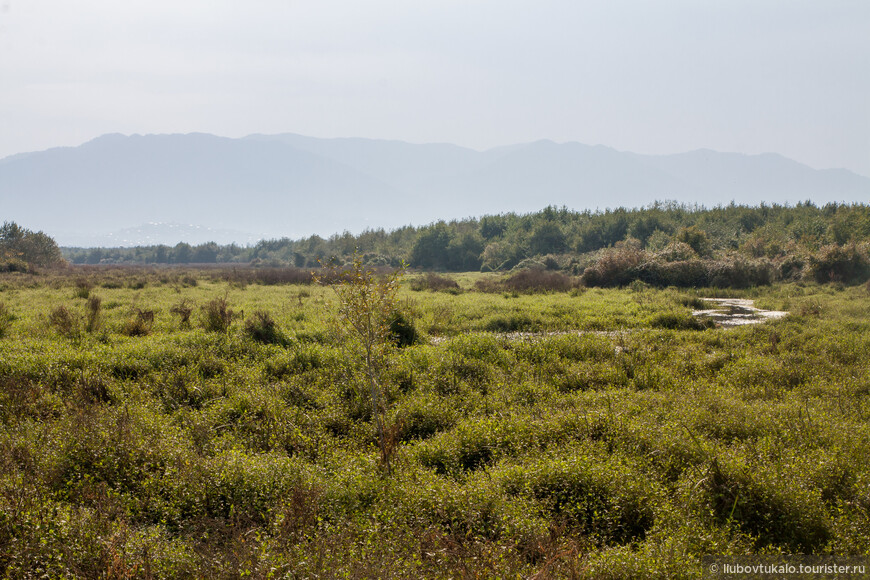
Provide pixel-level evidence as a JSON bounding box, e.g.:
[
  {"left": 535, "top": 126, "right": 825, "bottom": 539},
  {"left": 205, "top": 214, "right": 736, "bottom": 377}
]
[
  {"left": 503, "top": 269, "right": 577, "bottom": 293},
  {"left": 85, "top": 295, "right": 102, "bottom": 333},
  {"left": 495, "top": 450, "right": 658, "bottom": 545},
  {"left": 48, "top": 305, "right": 80, "bottom": 338},
  {"left": 122, "top": 308, "right": 155, "bottom": 337},
  {"left": 654, "top": 241, "right": 697, "bottom": 262},
  {"left": 201, "top": 297, "right": 235, "bottom": 333},
  {"left": 581, "top": 246, "right": 646, "bottom": 287},
  {"left": 388, "top": 311, "right": 419, "bottom": 347},
  {"left": 474, "top": 269, "right": 578, "bottom": 293},
  {"left": 807, "top": 243, "right": 870, "bottom": 284},
  {"left": 170, "top": 299, "right": 195, "bottom": 327},
  {"left": 481, "top": 314, "right": 535, "bottom": 333},
  {"left": 410, "top": 273, "right": 461, "bottom": 293},
  {"left": 698, "top": 457, "right": 831, "bottom": 552},
  {"left": 244, "top": 310, "right": 285, "bottom": 345},
  {"left": 0, "top": 257, "right": 29, "bottom": 272},
  {"left": 73, "top": 278, "right": 93, "bottom": 299}
]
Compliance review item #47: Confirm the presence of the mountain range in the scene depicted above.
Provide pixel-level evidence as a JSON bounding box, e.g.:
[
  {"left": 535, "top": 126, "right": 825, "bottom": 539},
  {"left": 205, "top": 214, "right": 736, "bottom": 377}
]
[{"left": 1, "top": 132, "right": 868, "bottom": 247}]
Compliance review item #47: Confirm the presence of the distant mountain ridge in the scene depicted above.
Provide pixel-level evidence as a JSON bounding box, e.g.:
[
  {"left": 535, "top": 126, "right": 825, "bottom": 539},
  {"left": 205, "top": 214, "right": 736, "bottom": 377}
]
[{"left": 1, "top": 132, "right": 868, "bottom": 247}]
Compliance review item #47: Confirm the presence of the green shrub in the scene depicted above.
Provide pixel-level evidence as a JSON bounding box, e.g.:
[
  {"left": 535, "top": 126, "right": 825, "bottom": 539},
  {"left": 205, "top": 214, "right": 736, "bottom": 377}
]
[
  {"left": 697, "top": 457, "right": 831, "bottom": 552},
  {"left": 394, "top": 393, "right": 458, "bottom": 441},
  {"left": 481, "top": 313, "right": 534, "bottom": 332},
  {"left": 495, "top": 450, "right": 659, "bottom": 545},
  {"left": 475, "top": 269, "right": 578, "bottom": 293},
  {"left": 388, "top": 311, "right": 419, "bottom": 347},
  {"left": 244, "top": 310, "right": 285, "bottom": 345}
]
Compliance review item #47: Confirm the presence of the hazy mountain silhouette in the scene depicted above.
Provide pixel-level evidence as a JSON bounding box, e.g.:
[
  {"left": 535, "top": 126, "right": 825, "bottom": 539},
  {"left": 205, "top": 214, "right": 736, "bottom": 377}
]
[{"left": 2, "top": 132, "right": 868, "bottom": 246}]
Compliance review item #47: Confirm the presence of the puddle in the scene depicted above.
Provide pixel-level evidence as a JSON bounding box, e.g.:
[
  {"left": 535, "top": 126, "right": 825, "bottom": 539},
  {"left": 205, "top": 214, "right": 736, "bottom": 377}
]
[
  {"left": 692, "top": 298, "right": 788, "bottom": 328},
  {"left": 428, "top": 298, "right": 788, "bottom": 344}
]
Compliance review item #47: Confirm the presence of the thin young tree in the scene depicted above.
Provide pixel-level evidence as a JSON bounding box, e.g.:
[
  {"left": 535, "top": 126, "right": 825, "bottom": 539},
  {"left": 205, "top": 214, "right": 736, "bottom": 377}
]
[{"left": 317, "top": 254, "right": 404, "bottom": 474}]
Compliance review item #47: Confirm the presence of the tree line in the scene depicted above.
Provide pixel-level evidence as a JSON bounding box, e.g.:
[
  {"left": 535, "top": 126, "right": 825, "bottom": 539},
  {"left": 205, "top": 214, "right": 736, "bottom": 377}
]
[{"left": 56, "top": 202, "right": 870, "bottom": 275}]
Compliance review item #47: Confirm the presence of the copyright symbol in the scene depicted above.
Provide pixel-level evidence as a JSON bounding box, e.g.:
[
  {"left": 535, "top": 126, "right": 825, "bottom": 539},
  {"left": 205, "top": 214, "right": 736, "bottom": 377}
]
[{"left": 710, "top": 563, "right": 719, "bottom": 574}]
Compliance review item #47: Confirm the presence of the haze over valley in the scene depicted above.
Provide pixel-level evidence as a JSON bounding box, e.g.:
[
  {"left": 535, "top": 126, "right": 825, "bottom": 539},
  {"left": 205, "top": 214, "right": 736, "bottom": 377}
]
[{"left": 3, "top": 132, "right": 868, "bottom": 247}]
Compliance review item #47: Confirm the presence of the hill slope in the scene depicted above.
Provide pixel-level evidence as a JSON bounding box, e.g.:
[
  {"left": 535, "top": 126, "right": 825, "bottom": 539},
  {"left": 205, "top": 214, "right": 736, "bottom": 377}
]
[{"left": 2, "top": 133, "right": 868, "bottom": 246}]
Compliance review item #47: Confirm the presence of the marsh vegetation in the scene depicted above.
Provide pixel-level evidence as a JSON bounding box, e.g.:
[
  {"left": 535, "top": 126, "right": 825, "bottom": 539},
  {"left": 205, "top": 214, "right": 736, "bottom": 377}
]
[{"left": 0, "top": 266, "right": 869, "bottom": 577}]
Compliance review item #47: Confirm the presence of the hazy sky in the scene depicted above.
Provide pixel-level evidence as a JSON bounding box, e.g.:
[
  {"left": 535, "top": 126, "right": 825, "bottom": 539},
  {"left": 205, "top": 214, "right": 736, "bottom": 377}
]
[{"left": 2, "top": 0, "right": 869, "bottom": 176}]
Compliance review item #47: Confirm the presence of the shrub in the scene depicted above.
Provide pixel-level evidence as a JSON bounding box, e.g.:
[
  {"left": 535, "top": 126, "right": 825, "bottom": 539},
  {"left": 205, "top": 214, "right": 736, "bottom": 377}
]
[
  {"left": 706, "top": 257, "right": 774, "bottom": 288},
  {"left": 633, "top": 260, "right": 708, "bottom": 287},
  {"left": 410, "top": 273, "right": 460, "bottom": 293},
  {"left": 48, "top": 305, "right": 80, "bottom": 338},
  {"left": 244, "top": 310, "right": 285, "bottom": 345},
  {"left": 0, "top": 257, "right": 29, "bottom": 272},
  {"left": 676, "top": 225, "right": 712, "bottom": 257},
  {"left": 654, "top": 241, "right": 697, "bottom": 262},
  {"left": 316, "top": 254, "right": 405, "bottom": 473},
  {"left": 481, "top": 314, "right": 535, "bottom": 333},
  {"left": 503, "top": 269, "right": 577, "bottom": 293},
  {"left": 201, "top": 296, "right": 235, "bottom": 333},
  {"left": 170, "top": 299, "right": 195, "bottom": 328},
  {"left": 581, "top": 246, "right": 646, "bottom": 287},
  {"left": 388, "top": 311, "right": 419, "bottom": 347},
  {"left": 85, "top": 295, "right": 102, "bottom": 333},
  {"left": 474, "top": 270, "right": 578, "bottom": 293},
  {"left": 698, "top": 457, "right": 831, "bottom": 552},
  {"left": 73, "top": 278, "right": 93, "bottom": 299},
  {"left": 495, "top": 450, "right": 659, "bottom": 545},
  {"left": 807, "top": 243, "right": 870, "bottom": 284},
  {"left": 122, "top": 308, "right": 155, "bottom": 336}
]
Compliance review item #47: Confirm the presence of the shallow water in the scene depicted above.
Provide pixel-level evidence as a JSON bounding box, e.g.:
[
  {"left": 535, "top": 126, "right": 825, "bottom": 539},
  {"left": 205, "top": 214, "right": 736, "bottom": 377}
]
[
  {"left": 692, "top": 298, "right": 788, "bottom": 328},
  {"left": 428, "top": 298, "right": 788, "bottom": 344}
]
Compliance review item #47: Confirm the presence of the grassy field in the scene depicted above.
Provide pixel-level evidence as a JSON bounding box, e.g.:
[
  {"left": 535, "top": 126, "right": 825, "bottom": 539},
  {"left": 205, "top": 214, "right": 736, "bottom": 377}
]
[{"left": 1, "top": 268, "right": 869, "bottom": 578}]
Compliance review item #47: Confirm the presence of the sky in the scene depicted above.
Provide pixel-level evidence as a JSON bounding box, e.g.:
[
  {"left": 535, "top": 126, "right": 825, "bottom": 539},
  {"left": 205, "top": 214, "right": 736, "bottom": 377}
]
[{"left": 1, "top": 0, "right": 869, "bottom": 177}]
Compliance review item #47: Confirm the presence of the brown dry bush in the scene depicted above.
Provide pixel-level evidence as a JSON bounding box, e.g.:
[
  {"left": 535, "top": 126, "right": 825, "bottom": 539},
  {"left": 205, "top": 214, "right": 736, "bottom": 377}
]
[
  {"left": 410, "top": 272, "right": 461, "bottom": 292},
  {"left": 807, "top": 243, "right": 870, "bottom": 284},
  {"left": 474, "top": 269, "right": 578, "bottom": 294},
  {"left": 73, "top": 278, "right": 93, "bottom": 299},
  {"left": 48, "top": 305, "right": 80, "bottom": 338},
  {"left": 217, "top": 267, "right": 314, "bottom": 286},
  {"left": 122, "top": 308, "right": 155, "bottom": 337},
  {"left": 201, "top": 296, "right": 235, "bottom": 333},
  {"left": 170, "top": 299, "right": 195, "bottom": 327},
  {"left": 85, "top": 295, "right": 102, "bottom": 333},
  {"left": 503, "top": 269, "right": 578, "bottom": 293},
  {"left": 581, "top": 245, "right": 646, "bottom": 287}
]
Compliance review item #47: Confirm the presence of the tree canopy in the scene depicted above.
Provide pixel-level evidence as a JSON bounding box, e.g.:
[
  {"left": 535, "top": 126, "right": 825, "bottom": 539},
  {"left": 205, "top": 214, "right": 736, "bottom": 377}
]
[{"left": 1, "top": 222, "right": 65, "bottom": 269}]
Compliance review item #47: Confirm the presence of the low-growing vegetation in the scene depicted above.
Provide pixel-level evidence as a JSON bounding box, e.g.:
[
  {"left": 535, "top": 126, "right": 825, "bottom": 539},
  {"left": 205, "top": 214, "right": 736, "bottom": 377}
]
[{"left": 0, "top": 263, "right": 869, "bottom": 577}]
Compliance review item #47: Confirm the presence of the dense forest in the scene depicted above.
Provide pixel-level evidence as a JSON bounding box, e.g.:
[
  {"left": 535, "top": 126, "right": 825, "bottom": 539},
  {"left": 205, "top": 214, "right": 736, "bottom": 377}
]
[{"left": 60, "top": 202, "right": 870, "bottom": 287}]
